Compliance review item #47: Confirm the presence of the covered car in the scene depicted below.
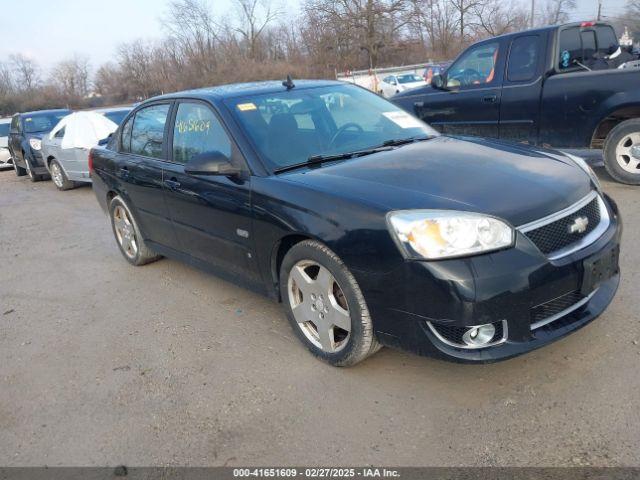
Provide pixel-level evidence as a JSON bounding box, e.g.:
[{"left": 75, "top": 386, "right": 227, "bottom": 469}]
[{"left": 41, "top": 111, "right": 118, "bottom": 190}]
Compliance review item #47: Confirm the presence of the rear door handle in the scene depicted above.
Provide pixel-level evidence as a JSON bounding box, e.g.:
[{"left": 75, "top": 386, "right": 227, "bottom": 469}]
[
  {"left": 119, "top": 166, "right": 130, "bottom": 178},
  {"left": 482, "top": 95, "right": 498, "bottom": 103},
  {"left": 164, "top": 178, "right": 181, "bottom": 190}
]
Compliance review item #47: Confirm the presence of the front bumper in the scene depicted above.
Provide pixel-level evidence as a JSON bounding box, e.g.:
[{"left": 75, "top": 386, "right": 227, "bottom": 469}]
[
  {"left": 359, "top": 194, "right": 622, "bottom": 363},
  {"left": 25, "top": 148, "right": 49, "bottom": 175}
]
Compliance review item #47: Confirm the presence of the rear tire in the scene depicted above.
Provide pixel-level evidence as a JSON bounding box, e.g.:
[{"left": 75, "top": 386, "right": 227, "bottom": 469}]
[
  {"left": 603, "top": 118, "right": 640, "bottom": 185},
  {"left": 13, "top": 157, "right": 26, "bottom": 177},
  {"left": 279, "top": 240, "right": 381, "bottom": 367},
  {"left": 108, "top": 196, "right": 161, "bottom": 266},
  {"left": 50, "top": 160, "right": 75, "bottom": 191}
]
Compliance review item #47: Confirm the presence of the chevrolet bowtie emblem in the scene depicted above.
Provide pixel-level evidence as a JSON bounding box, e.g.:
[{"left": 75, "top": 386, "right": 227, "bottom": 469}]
[{"left": 568, "top": 216, "right": 589, "bottom": 234}]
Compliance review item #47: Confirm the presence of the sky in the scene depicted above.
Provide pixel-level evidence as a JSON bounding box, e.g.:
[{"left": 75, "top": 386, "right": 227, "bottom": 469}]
[{"left": 0, "top": 0, "right": 631, "bottom": 73}]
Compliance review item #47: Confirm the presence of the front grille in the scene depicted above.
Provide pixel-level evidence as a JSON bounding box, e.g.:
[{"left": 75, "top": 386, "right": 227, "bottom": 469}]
[
  {"left": 430, "top": 321, "right": 504, "bottom": 347},
  {"left": 524, "top": 197, "right": 601, "bottom": 255},
  {"left": 530, "top": 290, "right": 586, "bottom": 328}
]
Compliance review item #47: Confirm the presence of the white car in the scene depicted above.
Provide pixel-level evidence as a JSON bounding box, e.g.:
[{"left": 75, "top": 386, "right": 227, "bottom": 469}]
[
  {"left": 0, "top": 118, "right": 12, "bottom": 169},
  {"left": 378, "top": 73, "right": 427, "bottom": 98}
]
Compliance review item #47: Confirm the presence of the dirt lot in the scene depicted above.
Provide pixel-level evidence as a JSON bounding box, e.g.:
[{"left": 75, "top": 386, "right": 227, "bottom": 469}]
[{"left": 0, "top": 166, "right": 639, "bottom": 467}]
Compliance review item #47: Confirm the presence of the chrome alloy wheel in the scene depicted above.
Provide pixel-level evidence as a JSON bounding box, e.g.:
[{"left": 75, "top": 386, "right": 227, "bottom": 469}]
[
  {"left": 287, "top": 260, "right": 352, "bottom": 353},
  {"left": 113, "top": 205, "right": 138, "bottom": 259},
  {"left": 615, "top": 132, "right": 640, "bottom": 173},
  {"left": 51, "top": 162, "right": 64, "bottom": 188}
]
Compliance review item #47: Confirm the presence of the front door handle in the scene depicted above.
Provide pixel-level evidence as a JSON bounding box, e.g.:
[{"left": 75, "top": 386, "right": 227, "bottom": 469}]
[
  {"left": 482, "top": 95, "right": 498, "bottom": 103},
  {"left": 119, "top": 167, "right": 130, "bottom": 178},
  {"left": 164, "top": 178, "right": 181, "bottom": 190}
]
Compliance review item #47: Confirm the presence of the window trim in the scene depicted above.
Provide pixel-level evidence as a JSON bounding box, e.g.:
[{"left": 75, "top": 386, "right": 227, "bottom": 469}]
[
  {"left": 165, "top": 98, "right": 248, "bottom": 173},
  {"left": 118, "top": 100, "right": 174, "bottom": 160}
]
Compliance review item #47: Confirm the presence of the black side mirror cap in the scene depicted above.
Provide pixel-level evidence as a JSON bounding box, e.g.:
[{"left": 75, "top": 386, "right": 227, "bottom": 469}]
[
  {"left": 431, "top": 74, "right": 445, "bottom": 90},
  {"left": 184, "top": 151, "right": 241, "bottom": 177}
]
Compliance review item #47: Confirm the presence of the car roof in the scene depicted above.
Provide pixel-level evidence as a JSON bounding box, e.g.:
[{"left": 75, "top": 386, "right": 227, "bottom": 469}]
[
  {"left": 151, "top": 80, "right": 344, "bottom": 102},
  {"left": 90, "top": 106, "right": 133, "bottom": 114},
  {"left": 483, "top": 21, "right": 613, "bottom": 42},
  {"left": 18, "top": 108, "right": 72, "bottom": 117}
]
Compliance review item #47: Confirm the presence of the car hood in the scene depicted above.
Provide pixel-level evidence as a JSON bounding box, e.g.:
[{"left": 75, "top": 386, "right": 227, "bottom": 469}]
[{"left": 281, "top": 136, "right": 594, "bottom": 227}]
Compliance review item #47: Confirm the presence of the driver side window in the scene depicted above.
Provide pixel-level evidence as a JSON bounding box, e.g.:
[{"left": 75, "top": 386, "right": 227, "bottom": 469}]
[{"left": 447, "top": 42, "right": 500, "bottom": 89}]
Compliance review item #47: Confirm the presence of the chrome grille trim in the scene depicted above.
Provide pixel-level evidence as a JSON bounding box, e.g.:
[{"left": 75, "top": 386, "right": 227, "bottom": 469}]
[
  {"left": 530, "top": 289, "right": 598, "bottom": 330},
  {"left": 517, "top": 192, "right": 610, "bottom": 260}
]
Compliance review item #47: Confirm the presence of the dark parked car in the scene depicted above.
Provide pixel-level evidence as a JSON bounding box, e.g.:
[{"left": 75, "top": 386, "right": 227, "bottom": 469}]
[
  {"left": 8, "top": 109, "right": 71, "bottom": 181},
  {"left": 90, "top": 80, "right": 621, "bottom": 366},
  {"left": 392, "top": 22, "right": 640, "bottom": 185}
]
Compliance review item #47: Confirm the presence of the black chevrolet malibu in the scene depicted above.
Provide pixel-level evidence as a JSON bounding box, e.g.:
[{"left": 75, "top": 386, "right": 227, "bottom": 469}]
[{"left": 90, "top": 80, "right": 621, "bottom": 366}]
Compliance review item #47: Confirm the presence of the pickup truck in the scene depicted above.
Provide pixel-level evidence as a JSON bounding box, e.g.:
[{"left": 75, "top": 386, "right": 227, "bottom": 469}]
[{"left": 392, "top": 22, "right": 640, "bottom": 185}]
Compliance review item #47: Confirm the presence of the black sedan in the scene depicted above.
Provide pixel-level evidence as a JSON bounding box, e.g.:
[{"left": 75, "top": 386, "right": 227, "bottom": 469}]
[{"left": 89, "top": 80, "right": 621, "bottom": 366}]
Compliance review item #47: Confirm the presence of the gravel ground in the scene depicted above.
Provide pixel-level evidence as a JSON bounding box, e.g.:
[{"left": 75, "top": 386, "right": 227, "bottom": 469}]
[{"left": 0, "top": 166, "right": 639, "bottom": 467}]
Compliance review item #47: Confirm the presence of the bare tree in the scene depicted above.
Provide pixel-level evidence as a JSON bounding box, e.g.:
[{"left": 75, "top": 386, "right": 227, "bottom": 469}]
[
  {"left": 10, "top": 54, "right": 39, "bottom": 90},
  {"left": 51, "top": 55, "right": 90, "bottom": 99},
  {"left": 450, "top": 0, "right": 483, "bottom": 42},
  {"left": 626, "top": 0, "right": 640, "bottom": 37},
  {"left": 234, "top": 0, "right": 282, "bottom": 59},
  {"left": 471, "top": 0, "right": 529, "bottom": 37},
  {"left": 540, "top": 0, "right": 576, "bottom": 25}
]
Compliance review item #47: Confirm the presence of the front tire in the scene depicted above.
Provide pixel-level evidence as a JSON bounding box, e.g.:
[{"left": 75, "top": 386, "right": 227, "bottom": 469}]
[
  {"left": 603, "top": 119, "right": 640, "bottom": 185},
  {"left": 50, "top": 160, "right": 75, "bottom": 191},
  {"left": 280, "top": 240, "right": 381, "bottom": 366},
  {"left": 109, "top": 196, "right": 161, "bottom": 266},
  {"left": 23, "top": 156, "right": 41, "bottom": 182}
]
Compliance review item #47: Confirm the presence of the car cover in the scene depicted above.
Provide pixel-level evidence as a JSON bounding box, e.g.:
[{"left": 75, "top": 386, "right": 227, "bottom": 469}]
[{"left": 49, "top": 111, "right": 118, "bottom": 149}]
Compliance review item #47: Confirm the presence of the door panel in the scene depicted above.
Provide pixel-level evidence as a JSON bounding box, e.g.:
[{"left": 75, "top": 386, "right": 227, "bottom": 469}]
[
  {"left": 162, "top": 100, "right": 260, "bottom": 284},
  {"left": 414, "top": 41, "right": 505, "bottom": 138},
  {"left": 499, "top": 34, "right": 546, "bottom": 144}
]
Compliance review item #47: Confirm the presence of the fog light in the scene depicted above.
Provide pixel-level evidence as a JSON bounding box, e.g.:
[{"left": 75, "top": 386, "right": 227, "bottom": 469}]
[{"left": 462, "top": 324, "right": 496, "bottom": 347}]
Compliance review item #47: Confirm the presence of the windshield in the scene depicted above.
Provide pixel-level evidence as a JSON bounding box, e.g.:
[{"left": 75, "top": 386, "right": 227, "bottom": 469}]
[
  {"left": 226, "top": 84, "right": 437, "bottom": 171},
  {"left": 23, "top": 112, "right": 69, "bottom": 133},
  {"left": 0, "top": 123, "right": 9, "bottom": 137},
  {"left": 397, "top": 74, "right": 423, "bottom": 84},
  {"left": 103, "top": 110, "right": 130, "bottom": 126}
]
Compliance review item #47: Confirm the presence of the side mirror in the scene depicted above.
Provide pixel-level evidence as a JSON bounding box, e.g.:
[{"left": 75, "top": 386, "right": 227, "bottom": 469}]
[
  {"left": 431, "top": 74, "right": 445, "bottom": 90},
  {"left": 184, "top": 151, "right": 241, "bottom": 177}
]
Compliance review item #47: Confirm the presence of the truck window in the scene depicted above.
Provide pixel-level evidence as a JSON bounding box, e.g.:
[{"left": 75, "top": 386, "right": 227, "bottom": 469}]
[
  {"left": 447, "top": 42, "right": 500, "bottom": 88},
  {"left": 580, "top": 30, "right": 596, "bottom": 61},
  {"left": 559, "top": 27, "right": 582, "bottom": 69},
  {"left": 507, "top": 35, "right": 540, "bottom": 82},
  {"left": 595, "top": 25, "right": 618, "bottom": 55}
]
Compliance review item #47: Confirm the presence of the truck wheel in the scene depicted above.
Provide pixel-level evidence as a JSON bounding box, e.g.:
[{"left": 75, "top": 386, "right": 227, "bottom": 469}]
[
  {"left": 50, "top": 160, "right": 75, "bottom": 191},
  {"left": 603, "top": 119, "right": 640, "bottom": 185},
  {"left": 13, "top": 158, "right": 26, "bottom": 177},
  {"left": 280, "top": 240, "right": 381, "bottom": 367},
  {"left": 109, "top": 196, "right": 161, "bottom": 266}
]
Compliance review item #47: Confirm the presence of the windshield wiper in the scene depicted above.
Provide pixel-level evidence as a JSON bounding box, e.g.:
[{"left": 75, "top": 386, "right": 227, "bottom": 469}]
[
  {"left": 272, "top": 135, "right": 434, "bottom": 174},
  {"left": 273, "top": 145, "right": 394, "bottom": 174}
]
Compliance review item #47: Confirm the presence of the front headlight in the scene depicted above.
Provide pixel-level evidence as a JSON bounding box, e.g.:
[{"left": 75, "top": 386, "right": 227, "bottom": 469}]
[
  {"left": 387, "top": 210, "right": 514, "bottom": 260},
  {"left": 29, "top": 138, "right": 42, "bottom": 151},
  {"left": 564, "top": 152, "right": 601, "bottom": 191}
]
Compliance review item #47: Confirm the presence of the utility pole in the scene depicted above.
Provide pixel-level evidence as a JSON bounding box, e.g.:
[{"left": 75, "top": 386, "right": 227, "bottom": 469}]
[
  {"left": 597, "top": 0, "right": 602, "bottom": 21},
  {"left": 530, "top": 0, "right": 535, "bottom": 28}
]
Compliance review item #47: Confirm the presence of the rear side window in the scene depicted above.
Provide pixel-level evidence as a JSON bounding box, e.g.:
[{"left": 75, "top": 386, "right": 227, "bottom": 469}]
[
  {"left": 581, "top": 30, "right": 596, "bottom": 61},
  {"left": 507, "top": 35, "right": 540, "bottom": 82},
  {"left": 130, "top": 104, "right": 170, "bottom": 159},
  {"left": 559, "top": 27, "right": 582, "bottom": 69},
  {"left": 595, "top": 25, "right": 618, "bottom": 54},
  {"left": 172, "top": 102, "right": 231, "bottom": 164},
  {"left": 120, "top": 116, "right": 134, "bottom": 153},
  {"left": 10, "top": 116, "right": 21, "bottom": 133}
]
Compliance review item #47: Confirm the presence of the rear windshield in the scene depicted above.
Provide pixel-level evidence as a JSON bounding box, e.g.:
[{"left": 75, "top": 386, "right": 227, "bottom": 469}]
[
  {"left": 0, "top": 123, "right": 9, "bottom": 137},
  {"left": 103, "top": 110, "right": 130, "bottom": 126},
  {"left": 558, "top": 25, "right": 620, "bottom": 70},
  {"left": 23, "top": 112, "right": 69, "bottom": 133}
]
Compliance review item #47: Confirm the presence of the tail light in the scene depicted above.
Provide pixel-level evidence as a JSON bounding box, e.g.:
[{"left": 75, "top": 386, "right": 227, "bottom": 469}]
[
  {"left": 88, "top": 149, "right": 94, "bottom": 175},
  {"left": 581, "top": 21, "right": 596, "bottom": 27}
]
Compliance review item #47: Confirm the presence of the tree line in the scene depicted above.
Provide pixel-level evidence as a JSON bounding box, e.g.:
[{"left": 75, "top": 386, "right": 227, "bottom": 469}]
[{"left": 0, "top": 0, "right": 635, "bottom": 116}]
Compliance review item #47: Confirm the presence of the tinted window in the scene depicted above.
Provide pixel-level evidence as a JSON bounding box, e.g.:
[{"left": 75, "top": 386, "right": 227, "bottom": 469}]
[
  {"left": 23, "top": 113, "right": 68, "bottom": 133},
  {"left": 447, "top": 42, "right": 500, "bottom": 88},
  {"left": 54, "top": 127, "right": 65, "bottom": 139},
  {"left": 10, "top": 116, "right": 20, "bottom": 132},
  {"left": 0, "top": 123, "right": 9, "bottom": 137},
  {"left": 595, "top": 25, "right": 618, "bottom": 54},
  {"left": 172, "top": 102, "right": 231, "bottom": 164},
  {"left": 130, "top": 104, "right": 170, "bottom": 159},
  {"left": 559, "top": 27, "right": 581, "bottom": 69},
  {"left": 120, "top": 116, "right": 134, "bottom": 153},
  {"left": 397, "top": 74, "right": 423, "bottom": 84},
  {"left": 581, "top": 30, "right": 596, "bottom": 61},
  {"left": 508, "top": 35, "right": 540, "bottom": 82}
]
